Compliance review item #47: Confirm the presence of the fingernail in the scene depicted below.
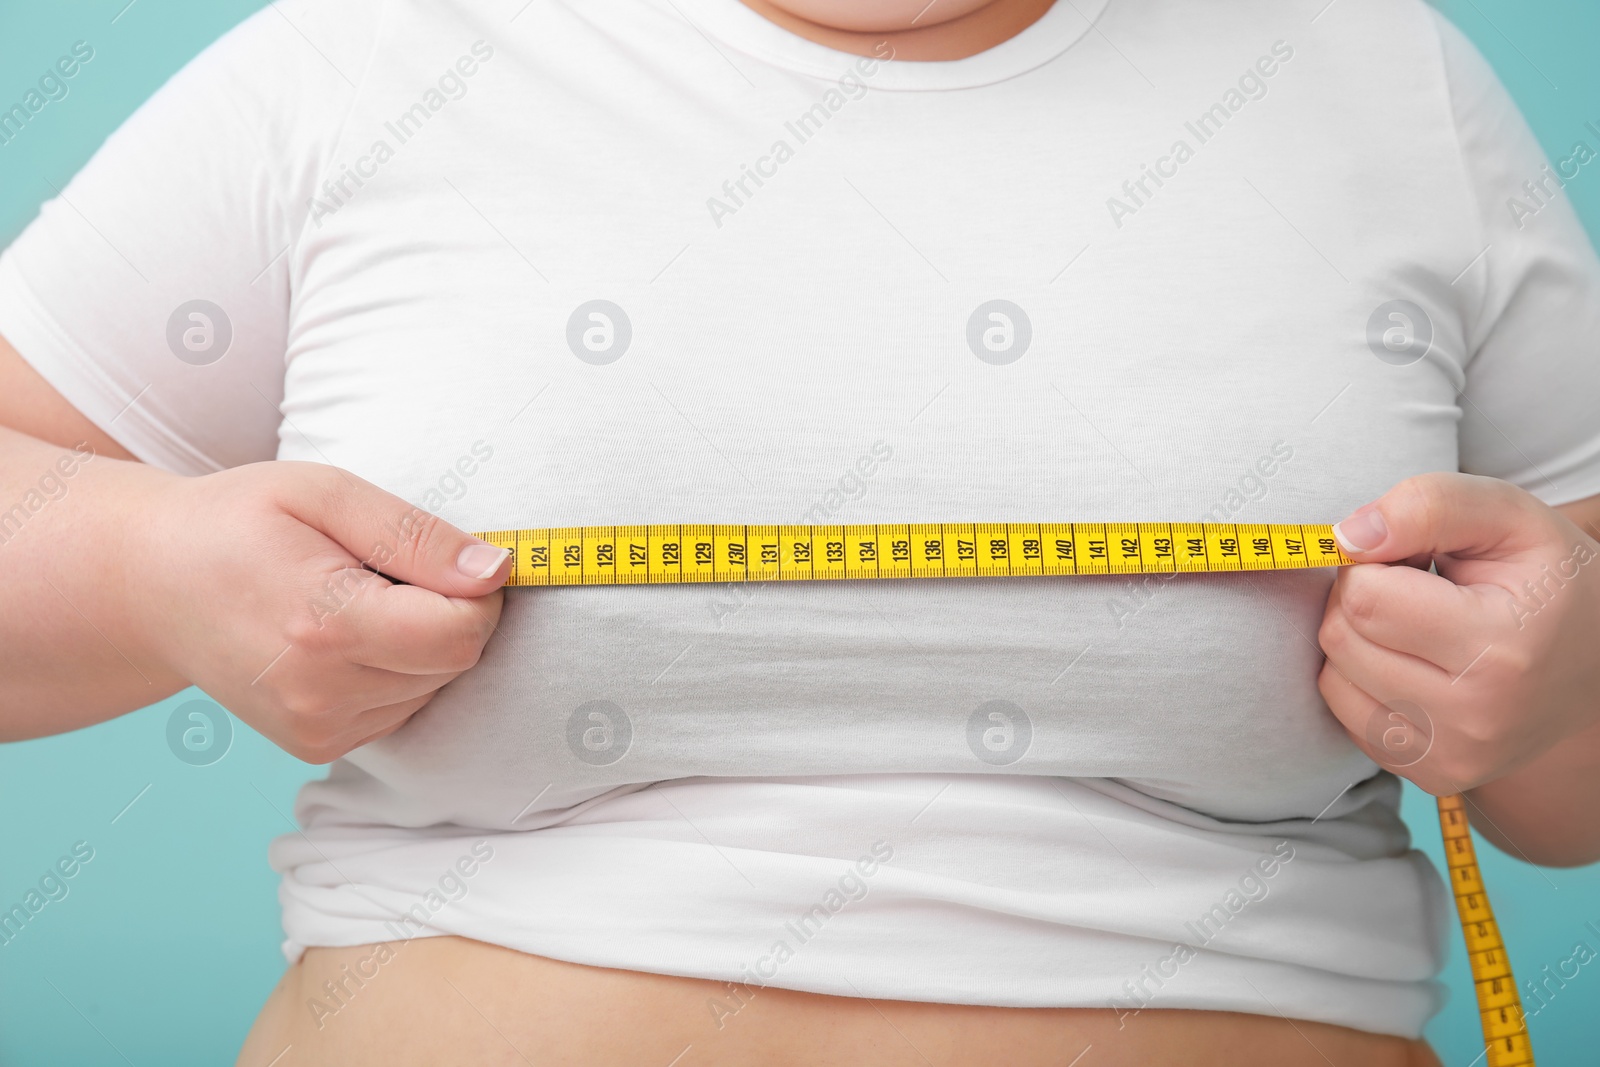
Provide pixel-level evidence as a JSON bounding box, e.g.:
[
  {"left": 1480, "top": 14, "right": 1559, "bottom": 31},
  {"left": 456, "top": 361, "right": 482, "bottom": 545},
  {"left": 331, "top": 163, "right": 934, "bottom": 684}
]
[
  {"left": 1333, "top": 507, "right": 1388, "bottom": 552},
  {"left": 457, "top": 543, "right": 510, "bottom": 580}
]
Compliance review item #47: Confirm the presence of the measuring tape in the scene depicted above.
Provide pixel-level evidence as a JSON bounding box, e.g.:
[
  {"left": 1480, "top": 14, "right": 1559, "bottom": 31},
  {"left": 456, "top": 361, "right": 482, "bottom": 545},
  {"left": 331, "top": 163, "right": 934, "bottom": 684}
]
[
  {"left": 1438, "top": 795, "right": 1534, "bottom": 1065},
  {"left": 473, "top": 519, "right": 1533, "bottom": 1062},
  {"left": 476, "top": 521, "right": 1352, "bottom": 585}
]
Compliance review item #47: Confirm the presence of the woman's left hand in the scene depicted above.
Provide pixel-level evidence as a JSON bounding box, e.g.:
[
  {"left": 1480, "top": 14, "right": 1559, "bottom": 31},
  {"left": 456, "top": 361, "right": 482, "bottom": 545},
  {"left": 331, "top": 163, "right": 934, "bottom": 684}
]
[{"left": 1317, "top": 472, "right": 1600, "bottom": 796}]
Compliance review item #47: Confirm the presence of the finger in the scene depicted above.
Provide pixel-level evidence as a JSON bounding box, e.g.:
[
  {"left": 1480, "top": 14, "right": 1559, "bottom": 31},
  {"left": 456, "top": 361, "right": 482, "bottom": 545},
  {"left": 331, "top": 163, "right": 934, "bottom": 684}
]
[
  {"left": 248, "top": 650, "right": 456, "bottom": 726},
  {"left": 338, "top": 663, "right": 465, "bottom": 709},
  {"left": 1316, "top": 663, "right": 1454, "bottom": 795},
  {"left": 300, "top": 693, "right": 438, "bottom": 763},
  {"left": 1331, "top": 562, "right": 1491, "bottom": 670},
  {"left": 332, "top": 578, "right": 503, "bottom": 674},
  {"left": 282, "top": 463, "right": 511, "bottom": 599},
  {"left": 1320, "top": 601, "right": 1450, "bottom": 696},
  {"left": 353, "top": 693, "right": 437, "bottom": 746},
  {"left": 357, "top": 717, "right": 410, "bottom": 748},
  {"left": 1331, "top": 473, "right": 1549, "bottom": 574}
]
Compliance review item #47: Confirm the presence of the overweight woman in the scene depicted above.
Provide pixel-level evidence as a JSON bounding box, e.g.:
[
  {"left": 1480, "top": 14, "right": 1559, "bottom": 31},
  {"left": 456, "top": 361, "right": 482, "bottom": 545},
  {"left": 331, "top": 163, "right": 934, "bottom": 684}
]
[{"left": 3, "top": 0, "right": 1599, "bottom": 1064}]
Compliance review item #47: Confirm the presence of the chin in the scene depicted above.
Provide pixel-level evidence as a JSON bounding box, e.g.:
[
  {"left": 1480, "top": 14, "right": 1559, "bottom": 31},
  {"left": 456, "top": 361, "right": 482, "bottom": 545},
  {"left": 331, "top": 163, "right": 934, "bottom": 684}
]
[{"left": 762, "top": 0, "right": 997, "bottom": 33}]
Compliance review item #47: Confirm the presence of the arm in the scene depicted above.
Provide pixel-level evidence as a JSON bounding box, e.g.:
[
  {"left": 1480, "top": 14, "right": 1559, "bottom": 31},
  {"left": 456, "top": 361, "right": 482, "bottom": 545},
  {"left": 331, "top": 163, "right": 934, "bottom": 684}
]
[
  {"left": 0, "top": 331, "right": 512, "bottom": 761},
  {"left": 0, "top": 0, "right": 492, "bottom": 757},
  {"left": 0, "top": 333, "right": 186, "bottom": 735}
]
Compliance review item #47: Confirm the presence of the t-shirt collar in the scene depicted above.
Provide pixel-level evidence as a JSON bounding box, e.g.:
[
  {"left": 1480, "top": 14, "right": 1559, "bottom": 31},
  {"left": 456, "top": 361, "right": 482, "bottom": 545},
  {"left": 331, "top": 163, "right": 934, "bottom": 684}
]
[{"left": 669, "top": 0, "right": 1111, "bottom": 90}]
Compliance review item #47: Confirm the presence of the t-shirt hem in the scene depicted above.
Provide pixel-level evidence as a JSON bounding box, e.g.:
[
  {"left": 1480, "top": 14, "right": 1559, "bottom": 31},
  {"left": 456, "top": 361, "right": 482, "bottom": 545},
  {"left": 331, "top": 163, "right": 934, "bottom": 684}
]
[{"left": 276, "top": 899, "right": 1440, "bottom": 1040}]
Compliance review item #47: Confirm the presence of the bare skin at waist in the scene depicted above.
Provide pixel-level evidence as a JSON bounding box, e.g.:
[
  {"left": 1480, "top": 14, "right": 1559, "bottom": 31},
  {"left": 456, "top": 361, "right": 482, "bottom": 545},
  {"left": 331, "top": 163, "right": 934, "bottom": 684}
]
[{"left": 237, "top": 936, "right": 1443, "bottom": 1067}]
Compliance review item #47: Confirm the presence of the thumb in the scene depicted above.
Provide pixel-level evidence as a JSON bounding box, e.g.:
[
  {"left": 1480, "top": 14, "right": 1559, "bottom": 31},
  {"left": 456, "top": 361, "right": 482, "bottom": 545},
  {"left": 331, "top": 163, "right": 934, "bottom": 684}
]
[
  {"left": 282, "top": 463, "right": 510, "bottom": 597},
  {"left": 1331, "top": 472, "right": 1544, "bottom": 571}
]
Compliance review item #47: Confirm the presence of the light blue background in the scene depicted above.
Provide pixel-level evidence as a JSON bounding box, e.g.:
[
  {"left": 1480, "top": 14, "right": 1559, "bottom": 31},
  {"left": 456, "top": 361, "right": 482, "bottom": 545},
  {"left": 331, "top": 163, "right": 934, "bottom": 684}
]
[{"left": 2, "top": 1, "right": 1598, "bottom": 1063}]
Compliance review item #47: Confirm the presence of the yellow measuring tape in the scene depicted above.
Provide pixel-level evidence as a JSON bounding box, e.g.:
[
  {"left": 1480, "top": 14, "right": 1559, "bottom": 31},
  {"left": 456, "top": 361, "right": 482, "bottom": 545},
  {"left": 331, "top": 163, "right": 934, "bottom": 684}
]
[
  {"left": 477, "top": 521, "right": 1351, "bottom": 584},
  {"left": 1438, "top": 795, "right": 1534, "bottom": 1066},
  {"left": 474, "top": 520, "right": 1533, "bottom": 1063}
]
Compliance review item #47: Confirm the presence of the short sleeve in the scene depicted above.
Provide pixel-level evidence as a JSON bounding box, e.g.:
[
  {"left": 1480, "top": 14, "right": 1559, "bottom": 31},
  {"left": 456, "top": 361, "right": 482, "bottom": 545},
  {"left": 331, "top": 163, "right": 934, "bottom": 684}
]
[
  {"left": 0, "top": 0, "right": 381, "bottom": 475},
  {"left": 1433, "top": 11, "right": 1600, "bottom": 506}
]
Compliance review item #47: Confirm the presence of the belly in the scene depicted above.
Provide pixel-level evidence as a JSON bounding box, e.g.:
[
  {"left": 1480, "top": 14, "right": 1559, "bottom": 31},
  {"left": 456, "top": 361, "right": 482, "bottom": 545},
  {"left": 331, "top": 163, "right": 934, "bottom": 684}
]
[{"left": 237, "top": 937, "right": 1442, "bottom": 1067}]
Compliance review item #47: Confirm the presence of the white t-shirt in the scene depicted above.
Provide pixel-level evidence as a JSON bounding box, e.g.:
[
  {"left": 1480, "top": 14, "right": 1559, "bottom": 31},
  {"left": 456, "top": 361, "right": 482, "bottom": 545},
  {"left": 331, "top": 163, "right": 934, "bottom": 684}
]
[{"left": 4, "top": 0, "right": 1599, "bottom": 1039}]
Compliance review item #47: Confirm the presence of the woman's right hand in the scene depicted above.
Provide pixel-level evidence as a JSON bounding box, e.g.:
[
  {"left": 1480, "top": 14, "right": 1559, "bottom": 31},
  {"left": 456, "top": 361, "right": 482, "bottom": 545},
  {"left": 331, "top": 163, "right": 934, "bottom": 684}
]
[{"left": 132, "top": 460, "right": 509, "bottom": 763}]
